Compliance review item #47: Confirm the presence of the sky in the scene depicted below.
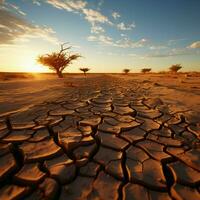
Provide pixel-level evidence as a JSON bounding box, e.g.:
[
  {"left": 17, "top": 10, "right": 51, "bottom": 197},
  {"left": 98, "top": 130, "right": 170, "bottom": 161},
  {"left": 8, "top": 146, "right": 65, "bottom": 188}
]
[{"left": 0, "top": 0, "right": 200, "bottom": 73}]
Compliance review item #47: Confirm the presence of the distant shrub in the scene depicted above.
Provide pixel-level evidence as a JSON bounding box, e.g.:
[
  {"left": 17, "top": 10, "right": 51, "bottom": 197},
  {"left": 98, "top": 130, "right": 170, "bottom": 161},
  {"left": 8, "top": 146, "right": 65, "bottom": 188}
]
[
  {"left": 141, "top": 68, "right": 151, "bottom": 73},
  {"left": 169, "top": 64, "right": 182, "bottom": 73},
  {"left": 123, "top": 69, "right": 130, "bottom": 74},
  {"left": 79, "top": 68, "right": 90, "bottom": 76}
]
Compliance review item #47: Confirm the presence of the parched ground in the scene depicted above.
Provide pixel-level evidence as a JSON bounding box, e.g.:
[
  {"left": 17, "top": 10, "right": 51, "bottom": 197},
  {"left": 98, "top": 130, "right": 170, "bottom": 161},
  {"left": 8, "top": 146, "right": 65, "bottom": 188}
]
[{"left": 0, "top": 74, "right": 200, "bottom": 200}]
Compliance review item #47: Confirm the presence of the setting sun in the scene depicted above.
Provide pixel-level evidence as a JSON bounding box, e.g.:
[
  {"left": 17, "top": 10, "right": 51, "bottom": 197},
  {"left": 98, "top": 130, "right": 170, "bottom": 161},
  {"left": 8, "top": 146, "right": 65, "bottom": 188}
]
[{"left": 23, "top": 60, "right": 47, "bottom": 73}]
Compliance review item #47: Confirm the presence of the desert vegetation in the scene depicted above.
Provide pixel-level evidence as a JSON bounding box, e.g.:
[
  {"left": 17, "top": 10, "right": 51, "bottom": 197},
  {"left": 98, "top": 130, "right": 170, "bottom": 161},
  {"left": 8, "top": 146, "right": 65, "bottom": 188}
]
[
  {"left": 123, "top": 69, "right": 130, "bottom": 75},
  {"left": 141, "top": 68, "right": 152, "bottom": 73},
  {"left": 37, "top": 43, "right": 81, "bottom": 78},
  {"left": 79, "top": 68, "right": 90, "bottom": 76},
  {"left": 169, "top": 64, "right": 182, "bottom": 73}
]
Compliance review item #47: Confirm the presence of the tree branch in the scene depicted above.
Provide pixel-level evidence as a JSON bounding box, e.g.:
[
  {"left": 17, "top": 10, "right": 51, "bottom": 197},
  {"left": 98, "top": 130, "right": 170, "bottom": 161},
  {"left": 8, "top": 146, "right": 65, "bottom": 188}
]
[{"left": 59, "top": 43, "right": 72, "bottom": 55}]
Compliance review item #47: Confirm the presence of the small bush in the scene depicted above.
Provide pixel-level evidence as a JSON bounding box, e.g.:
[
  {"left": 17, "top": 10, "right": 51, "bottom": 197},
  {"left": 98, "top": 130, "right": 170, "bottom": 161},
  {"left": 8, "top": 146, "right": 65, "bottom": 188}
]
[
  {"left": 79, "top": 67, "right": 90, "bottom": 76},
  {"left": 123, "top": 69, "right": 130, "bottom": 74},
  {"left": 169, "top": 64, "right": 182, "bottom": 73},
  {"left": 141, "top": 68, "right": 151, "bottom": 73}
]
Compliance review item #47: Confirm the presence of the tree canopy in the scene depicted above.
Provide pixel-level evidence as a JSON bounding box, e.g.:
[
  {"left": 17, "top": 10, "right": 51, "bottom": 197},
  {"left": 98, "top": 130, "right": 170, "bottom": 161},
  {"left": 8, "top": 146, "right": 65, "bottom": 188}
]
[
  {"left": 141, "top": 68, "right": 151, "bottom": 73},
  {"left": 37, "top": 43, "right": 81, "bottom": 78}
]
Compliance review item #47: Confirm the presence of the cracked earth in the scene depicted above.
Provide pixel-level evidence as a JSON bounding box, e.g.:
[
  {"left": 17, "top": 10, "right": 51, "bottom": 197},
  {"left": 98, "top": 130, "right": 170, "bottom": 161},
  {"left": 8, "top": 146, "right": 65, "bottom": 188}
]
[{"left": 0, "top": 75, "right": 200, "bottom": 200}]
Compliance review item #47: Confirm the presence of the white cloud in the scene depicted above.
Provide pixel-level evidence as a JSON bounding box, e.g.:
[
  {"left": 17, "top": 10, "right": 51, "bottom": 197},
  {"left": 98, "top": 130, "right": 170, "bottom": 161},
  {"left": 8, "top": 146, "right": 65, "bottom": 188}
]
[
  {"left": 40, "top": 1, "right": 112, "bottom": 26},
  {"left": 146, "top": 48, "right": 195, "bottom": 57},
  {"left": 149, "top": 45, "right": 167, "bottom": 50},
  {"left": 117, "top": 22, "right": 135, "bottom": 31},
  {"left": 0, "top": 9, "right": 59, "bottom": 45},
  {"left": 32, "top": 0, "right": 41, "bottom": 6},
  {"left": 83, "top": 8, "right": 112, "bottom": 25},
  {"left": 28, "top": 0, "right": 141, "bottom": 48},
  {"left": 91, "top": 25, "right": 105, "bottom": 34},
  {"left": 189, "top": 41, "right": 200, "bottom": 49},
  {"left": 87, "top": 35, "right": 97, "bottom": 41},
  {"left": 9, "top": 3, "right": 26, "bottom": 15},
  {"left": 115, "top": 37, "right": 147, "bottom": 48},
  {"left": 87, "top": 34, "right": 147, "bottom": 48},
  {"left": 98, "top": 35, "right": 113, "bottom": 45},
  {"left": 47, "top": 0, "right": 87, "bottom": 11},
  {"left": 46, "top": 0, "right": 87, "bottom": 12},
  {"left": 1, "top": 1, "right": 26, "bottom": 16},
  {"left": 112, "top": 11, "right": 120, "bottom": 19},
  {"left": 87, "top": 35, "right": 113, "bottom": 45},
  {"left": 120, "top": 33, "right": 127, "bottom": 37}
]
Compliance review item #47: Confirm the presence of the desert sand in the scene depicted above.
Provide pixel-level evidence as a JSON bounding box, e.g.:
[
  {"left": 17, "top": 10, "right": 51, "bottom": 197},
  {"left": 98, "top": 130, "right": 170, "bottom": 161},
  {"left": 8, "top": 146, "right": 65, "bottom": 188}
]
[{"left": 0, "top": 73, "right": 200, "bottom": 199}]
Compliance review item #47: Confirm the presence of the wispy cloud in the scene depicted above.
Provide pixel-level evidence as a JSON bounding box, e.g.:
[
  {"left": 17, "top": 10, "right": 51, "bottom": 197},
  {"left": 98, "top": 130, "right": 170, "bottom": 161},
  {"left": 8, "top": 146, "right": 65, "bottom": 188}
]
[
  {"left": 32, "top": 0, "right": 41, "bottom": 6},
  {"left": 36, "top": 0, "right": 113, "bottom": 34},
  {"left": 167, "top": 38, "right": 187, "bottom": 46},
  {"left": 8, "top": 3, "right": 26, "bottom": 15},
  {"left": 149, "top": 45, "right": 167, "bottom": 50},
  {"left": 87, "top": 35, "right": 113, "bottom": 45},
  {"left": 0, "top": 8, "right": 59, "bottom": 45},
  {"left": 40, "top": 0, "right": 111, "bottom": 25},
  {"left": 87, "top": 34, "right": 147, "bottom": 48},
  {"left": 32, "top": 0, "right": 139, "bottom": 49},
  {"left": 115, "top": 37, "right": 147, "bottom": 48},
  {"left": 117, "top": 22, "right": 135, "bottom": 31},
  {"left": 189, "top": 41, "right": 200, "bottom": 49},
  {"left": 91, "top": 25, "right": 105, "bottom": 34},
  {"left": 46, "top": 0, "right": 87, "bottom": 12},
  {"left": 1, "top": 0, "right": 26, "bottom": 16},
  {"left": 112, "top": 11, "right": 120, "bottom": 19},
  {"left": 82, "top": 8, "right": 112, "bottom": 25},
  {"left": 146, "top": 48, "right": 196, "bottom": 58},
  {"left": 120, "top": 33, "right": 127, "bottom": 37}
]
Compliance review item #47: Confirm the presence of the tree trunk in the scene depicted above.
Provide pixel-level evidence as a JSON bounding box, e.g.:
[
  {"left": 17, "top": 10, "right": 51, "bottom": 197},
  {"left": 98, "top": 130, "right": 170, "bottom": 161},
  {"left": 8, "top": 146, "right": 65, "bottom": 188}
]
[
  {"left": 84, "top": 72, "right": 86, "bottom": 76},
  {"left": 56, "top": 70, "right": 63, "bottom": 78}
]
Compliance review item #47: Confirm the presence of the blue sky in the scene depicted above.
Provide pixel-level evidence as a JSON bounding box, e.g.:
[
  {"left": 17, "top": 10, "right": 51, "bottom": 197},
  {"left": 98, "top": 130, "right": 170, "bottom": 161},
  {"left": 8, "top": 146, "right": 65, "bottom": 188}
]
[{"left": 0, "top": 0, "right": 200, "bottom": 72}]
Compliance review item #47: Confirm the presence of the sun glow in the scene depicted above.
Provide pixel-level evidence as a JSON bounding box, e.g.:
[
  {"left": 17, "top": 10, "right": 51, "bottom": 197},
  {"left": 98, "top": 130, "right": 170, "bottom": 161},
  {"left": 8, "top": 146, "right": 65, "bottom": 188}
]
[
  {"left": 24, "top": 64, "right": 46, "bottom": 73},
  {"left": 21, "top": 55, "right": 49, "bottom": 73}
]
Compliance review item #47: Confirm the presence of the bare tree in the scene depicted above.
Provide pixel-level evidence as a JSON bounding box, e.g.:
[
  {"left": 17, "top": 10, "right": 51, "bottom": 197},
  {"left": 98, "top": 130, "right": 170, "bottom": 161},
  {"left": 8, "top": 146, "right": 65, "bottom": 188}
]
[
  {"left": 141, "top": 68, "right": 151, "bottom": 73},
  {"left": 123, "top": 68, "right": 130, "bottom": 75},
  {"left": 37, "top": 43, "right": 81, "bottom": 78},
  {"left": 80, "top": 67, "right": 90, "bottom": 76},
  {"left": 169, "top": 64, "right": 182, "bottom": 73}
]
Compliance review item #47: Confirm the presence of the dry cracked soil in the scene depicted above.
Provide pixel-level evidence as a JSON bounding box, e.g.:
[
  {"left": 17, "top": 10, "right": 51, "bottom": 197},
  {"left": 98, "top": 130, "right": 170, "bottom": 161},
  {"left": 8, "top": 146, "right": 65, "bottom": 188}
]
[{"left": 0, "top": 74, "right": 200, "bottom": 200}]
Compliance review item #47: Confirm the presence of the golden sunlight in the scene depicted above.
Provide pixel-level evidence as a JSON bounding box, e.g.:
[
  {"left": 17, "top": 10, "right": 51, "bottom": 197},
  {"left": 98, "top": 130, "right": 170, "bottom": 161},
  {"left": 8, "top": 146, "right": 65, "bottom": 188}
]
[
  {"left": 24, "top": 64, "right": 45, "bottom": 73},
  {"left": 21, "top": 55, "right": 49, "bottom": 73}
]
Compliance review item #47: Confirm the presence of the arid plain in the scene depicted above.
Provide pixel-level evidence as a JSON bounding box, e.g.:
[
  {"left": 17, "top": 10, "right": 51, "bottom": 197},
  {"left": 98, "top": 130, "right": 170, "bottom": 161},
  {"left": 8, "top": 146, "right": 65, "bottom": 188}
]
[{"left": 0, "top": 73, "right": 200, "bottom": 200}]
